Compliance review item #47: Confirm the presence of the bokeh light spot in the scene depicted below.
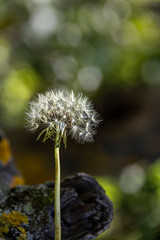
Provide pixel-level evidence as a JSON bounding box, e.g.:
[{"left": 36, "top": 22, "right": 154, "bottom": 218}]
[
  {"left": 113, "top": 22, "right": 140, "bottom": 46},
  {"left": 29, "top": 5, "right": 59, "bottom": 38},
  {"left": 57, "top": 23, "right": 82, "bottom": 47},
  {"left": 103, "top": 9, "right": 120, "bottom": 32},
  {"left": 53, "top": 56, "right": 77, "bottom": 81},
  {"left": 78, "top": 66, "right": 102, "bottom": 92},
  {"left": 105, "top": 0, "right": 131, "bottom": 22},
  {"left": 119, "top": 164, "right": 146, "bottom": 194}
]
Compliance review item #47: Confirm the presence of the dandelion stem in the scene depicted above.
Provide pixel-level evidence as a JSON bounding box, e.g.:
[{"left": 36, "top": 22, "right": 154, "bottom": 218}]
[{"left": 54, "top": 138, "right": 61, "bottom": 240}]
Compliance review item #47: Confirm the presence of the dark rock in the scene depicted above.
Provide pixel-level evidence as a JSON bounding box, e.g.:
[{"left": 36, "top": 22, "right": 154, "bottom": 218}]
[{"left": 0, "top": 173, "right": 113, "bottom": 240}]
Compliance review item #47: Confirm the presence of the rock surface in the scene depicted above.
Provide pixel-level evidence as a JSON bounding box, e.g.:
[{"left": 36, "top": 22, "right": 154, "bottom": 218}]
[{"left": 0, "top": 173, "right": 113, "bottom": 240}]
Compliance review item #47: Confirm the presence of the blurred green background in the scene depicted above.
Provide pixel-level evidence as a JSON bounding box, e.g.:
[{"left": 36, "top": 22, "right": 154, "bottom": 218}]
[{"left": 1, "top": 0, "right": 160, "bottom": 239}]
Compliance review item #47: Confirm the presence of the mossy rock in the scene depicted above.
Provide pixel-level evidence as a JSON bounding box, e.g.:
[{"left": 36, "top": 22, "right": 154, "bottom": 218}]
[{"left": 0, "top": 173, "right": 113, "bottom": 240}]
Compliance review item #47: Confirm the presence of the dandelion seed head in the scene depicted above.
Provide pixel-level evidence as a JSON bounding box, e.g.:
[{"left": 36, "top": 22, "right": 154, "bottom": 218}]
[{"left": 25, "top": 90, "right": 101, "bottom": 143}]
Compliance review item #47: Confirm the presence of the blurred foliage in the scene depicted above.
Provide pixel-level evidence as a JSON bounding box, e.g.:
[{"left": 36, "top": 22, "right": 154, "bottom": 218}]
[
  {"left": 96, "top": 159, "right": 160, "bottom": 240},
  {"left": 0, "top": 0, "right": 160, "bottom": 126}
]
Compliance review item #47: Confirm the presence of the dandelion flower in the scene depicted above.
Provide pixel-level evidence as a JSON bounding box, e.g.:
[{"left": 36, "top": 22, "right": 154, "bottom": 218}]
[
  {"left": 25, "top": 90, "right": 101, "bottom": 144},
  {"left": 25, "top": 89, "right": 101, "bottom": 240}
]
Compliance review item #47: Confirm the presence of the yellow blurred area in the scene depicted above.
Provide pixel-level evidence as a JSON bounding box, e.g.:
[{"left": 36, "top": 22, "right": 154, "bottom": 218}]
[
  {"left": 1, "top": 67, "right": 40, "bottom": 125},
  {"left": 0, "top": 138, "right": 12, "bottom": 165},
  {"left": 148, "top": 159, "right": 160, "bottom": 187},
  {"left": 96, "top": 176, "right": 122, "bottom": 209}
]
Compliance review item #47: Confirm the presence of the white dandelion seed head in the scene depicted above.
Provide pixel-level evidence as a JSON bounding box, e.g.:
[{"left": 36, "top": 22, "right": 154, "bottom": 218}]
[{"left": 25, "top": 90, "right": 101, "bottom": 144}]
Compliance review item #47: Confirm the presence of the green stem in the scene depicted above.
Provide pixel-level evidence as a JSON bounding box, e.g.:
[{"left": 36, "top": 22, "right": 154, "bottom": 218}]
[{"left": 54, "top": 141, "right": 61, "bottom": 240}]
